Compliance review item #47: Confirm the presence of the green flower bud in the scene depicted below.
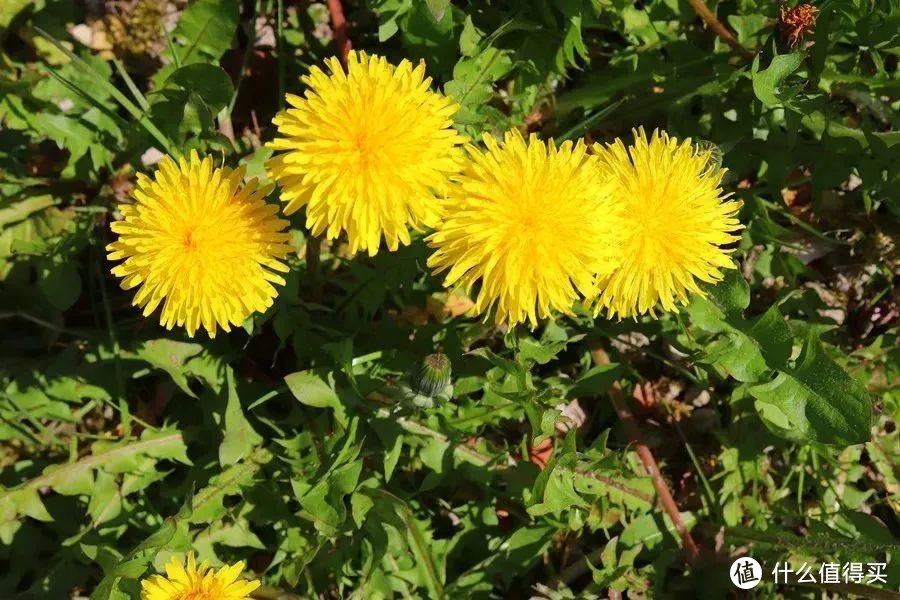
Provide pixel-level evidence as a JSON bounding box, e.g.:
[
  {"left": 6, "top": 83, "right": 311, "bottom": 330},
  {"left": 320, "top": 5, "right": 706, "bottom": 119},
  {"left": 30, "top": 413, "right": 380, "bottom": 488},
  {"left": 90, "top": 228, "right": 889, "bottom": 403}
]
[{"left": 411, "top": 353, "right": 452, "bottom": 399}]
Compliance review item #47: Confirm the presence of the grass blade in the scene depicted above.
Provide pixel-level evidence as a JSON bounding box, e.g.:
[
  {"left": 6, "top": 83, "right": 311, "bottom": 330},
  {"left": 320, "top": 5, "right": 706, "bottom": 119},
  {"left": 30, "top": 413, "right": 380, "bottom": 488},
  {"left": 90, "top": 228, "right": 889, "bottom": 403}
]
[{"left": 34, "top": 26, "right": 176, "bottom": 156}]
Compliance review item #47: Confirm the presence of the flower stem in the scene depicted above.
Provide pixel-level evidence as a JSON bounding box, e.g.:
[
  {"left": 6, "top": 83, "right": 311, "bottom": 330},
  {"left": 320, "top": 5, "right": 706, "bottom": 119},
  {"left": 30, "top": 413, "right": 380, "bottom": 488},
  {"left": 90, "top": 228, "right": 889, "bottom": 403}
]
[
  {"left": 306, "top": 234, "right": 322, "bottom": 302},
  {"left": 94, "top": 260, "right": 130, "bottom": 438}
]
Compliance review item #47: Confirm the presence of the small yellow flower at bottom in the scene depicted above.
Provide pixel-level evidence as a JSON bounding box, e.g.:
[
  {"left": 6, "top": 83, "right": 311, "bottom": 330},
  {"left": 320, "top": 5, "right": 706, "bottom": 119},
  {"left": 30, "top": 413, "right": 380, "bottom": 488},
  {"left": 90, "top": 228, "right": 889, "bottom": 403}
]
[
  {"left": 107, "top": 151, "right": 294, "bottom": 337},
  {"left": 140, "top": 553, "right": 260, "bottom": 600},
  {"left": 590, "top": 128, "right": 743, "bottom": 319},
  {"left": 427, "top": 131, "right": 622, "bottom": 328}
]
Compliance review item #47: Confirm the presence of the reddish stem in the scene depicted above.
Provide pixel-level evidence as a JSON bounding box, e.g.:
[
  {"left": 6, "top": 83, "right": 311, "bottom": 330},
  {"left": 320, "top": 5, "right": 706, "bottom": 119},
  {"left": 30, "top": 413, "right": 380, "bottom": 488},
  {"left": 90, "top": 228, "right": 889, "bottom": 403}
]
[
  {"left": 609, "top": 384, "right": 702, "bottom": 564},
  {"left": 687, "top": 0, "right": 754, "bottom": 59},
  {"left": 326, "top": 0, "right": 352, "bottom": 62}
]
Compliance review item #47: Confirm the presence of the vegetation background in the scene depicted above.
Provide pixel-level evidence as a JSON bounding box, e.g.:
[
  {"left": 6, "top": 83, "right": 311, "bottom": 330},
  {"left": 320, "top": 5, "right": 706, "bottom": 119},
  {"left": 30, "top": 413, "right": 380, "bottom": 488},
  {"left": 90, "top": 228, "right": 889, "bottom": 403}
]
[{"left": 0, "top": 0, "right": 897, "bottom": 598}]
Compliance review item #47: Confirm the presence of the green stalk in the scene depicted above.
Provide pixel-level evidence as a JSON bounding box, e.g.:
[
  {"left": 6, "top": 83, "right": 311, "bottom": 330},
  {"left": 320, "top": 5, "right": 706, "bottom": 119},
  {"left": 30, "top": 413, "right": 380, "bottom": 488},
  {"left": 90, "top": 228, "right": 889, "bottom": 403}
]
[
  {"left": 112, "top": 58, "right": 151, "bottom": 112},
  {"left": 226, "top": 0, "right": 261, "bottom": 116},
  {"left": 94, "top": 260, "right": 130, "bottom": 437},
  {"left": 162, "top": 21, "right": 182, "bottom": 69}
]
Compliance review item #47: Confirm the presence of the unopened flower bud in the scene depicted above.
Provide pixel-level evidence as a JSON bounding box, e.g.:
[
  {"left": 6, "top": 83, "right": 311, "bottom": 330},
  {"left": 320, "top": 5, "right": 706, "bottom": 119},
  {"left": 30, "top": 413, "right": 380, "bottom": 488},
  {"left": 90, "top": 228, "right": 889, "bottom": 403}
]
[{"left": 412, "top": 353, "right": 452, "bottom": 398}]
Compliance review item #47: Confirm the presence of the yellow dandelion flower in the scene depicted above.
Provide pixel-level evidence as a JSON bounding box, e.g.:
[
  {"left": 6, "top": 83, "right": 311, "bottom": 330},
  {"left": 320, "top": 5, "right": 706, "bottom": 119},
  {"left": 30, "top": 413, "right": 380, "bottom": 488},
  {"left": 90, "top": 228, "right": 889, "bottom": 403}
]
[
  {"left": 267, "top": 50, "right": 466, "bottom": 256},
  {"left": 140, "top": 553, "right": 260, "bottom": 600},
  {"left": 107, "top": 151, "right": 293, "bottom": 337},
  {"left": 591, "top": 129, "right": 743, "bottom": 319},
  {"left": 427, "top": 131, "right": 622, "bottom": 328}
]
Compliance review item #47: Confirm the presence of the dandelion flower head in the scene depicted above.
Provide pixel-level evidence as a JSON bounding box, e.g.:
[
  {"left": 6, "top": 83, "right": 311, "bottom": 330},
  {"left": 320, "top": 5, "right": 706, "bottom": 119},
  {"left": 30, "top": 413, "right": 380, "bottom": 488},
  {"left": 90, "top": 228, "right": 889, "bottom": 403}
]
[
  {"left": 107, "top": 151, "right": 293, "bottom": 337},
  {"left": 267, "top": 50, "right": 466, "bottom": 256},
  {"left": 428, "top": 131, "right": 622, "bottom": 327},
  {"left": 140, "top": 552, "right": 260, "bottom": 600},
  {"left": 591, "top": 128, "right": 743, "bottom": 319}
]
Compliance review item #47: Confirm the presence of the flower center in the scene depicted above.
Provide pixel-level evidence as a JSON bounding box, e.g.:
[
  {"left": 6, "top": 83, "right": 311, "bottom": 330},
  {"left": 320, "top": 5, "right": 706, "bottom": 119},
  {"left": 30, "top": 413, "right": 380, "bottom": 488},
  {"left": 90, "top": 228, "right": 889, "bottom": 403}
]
[
  {"left": 353, "top": 132, "right": 369, "bottom": 150},
  {"left": 351, "top": 131, "right": 375, "bottom": 169},
  {"left": 182, "top": 229, "right": 198, "bottom": 250},
  {"left": 637, "top": 208, "right": 667, "bottom": 237},
  {"left": 179, "top": 591, "right": 212, "bottom": 600}
]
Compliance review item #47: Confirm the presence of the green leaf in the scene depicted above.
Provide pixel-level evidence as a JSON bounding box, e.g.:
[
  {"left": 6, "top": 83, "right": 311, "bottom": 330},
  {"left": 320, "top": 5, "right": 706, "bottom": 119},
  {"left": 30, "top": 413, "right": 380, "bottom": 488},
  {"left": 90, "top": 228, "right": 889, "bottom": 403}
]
[
  {"left": 704, "top": 331, "right": 769, "bottom": 382},
  {"left": 32, "top": 27, "right": 175, "bottom": 155},
  {"left": 0, "top": 0, "right": 34, "bottom": 32},
  {"left": 500, "top": 524, "right": 555, "bottom": 566},
  {"left": 350, "top": 490, "right": 374, "bottom": 528},
  {"left": 196, "top": 519, "right": 266, "bottom": 551},
  {"left": 34, "top": 53, "right": 115, "bottom": 111},
  {"left": 39, "top": 258, "right": 81, "bottom": 311},
  {"left": 298, "top": 460, "right": 364, "bottom": 536},
  {"left": 444, "top": 47, "right": 513, "bottom": 123},
  {"left": 384, "top": 437, "right": 404, "bottom": 482},
  {"left": 469, "top": 347, "right": 531, "bottom": 391},
  {"left": 727, "top": 14, "right": 769, "bottom": 46},
  {"left": 190, "top": 448, "right": 270, "bottom": 524},
  {"left": 2, "top": 488, "right": 52, "bottom": 523},
  {"left": 527, "top": 465, "right": 587, "bottom": 517},
  {"left": 90, "top": 508, "right": 183, "bottom": 599},
  {"left": 133, "top": 339, "right": 204, "bottom": 398},
  {"left": 88, "top": 470, "right": 122, "bottom": 526},
  {"left": 134, "top": 518, "right": 180, "bottom": 556},
  {"left": 166, "top": 64, "right": 234, "bottom": 113},
  {"left": 219, "top": 367, "right": 262, "bottom": 465},
  {"left": 747, "top": 305, "right": 793, "bottom": 370},
  {"left": 420, "top": 436, "right": 450, "bottom": 474},
  {"left": 371, "top": 419, "right": 404, "bottom": 481},
  {"left": 459, "top": 15, "right": 481, "bottom": 56},
  {"left": 284, "top": 371, "right": 347, "bottom": 425},
  {"left": 0, "top": 429, "right": 188, "bottom": 530},
  {"left": 558, "top": 8, "right": 588, "bottom": 69},
  {"left": 683, "top": 276, "right": 866, "bottom": 445},
  {"left": 137, "top": 428, "right": 193, "bottom": 464},
  {"left": 749, "top": 332, "right": 873, "bottom": 445},
  {"left": 369, "top": 0, "right": 411, "bottom": 42},
  {"left": 620, "top": 511, "right": 696, "bottom": 550},
  {"left": 688, "top": 284, "right": 793, "bottom": 383},
  {"left": 178, "top": 91, "right": 214, "bottom": 137},
  {"left": 0, "top": 196, "right": 56, "bottom": 228},
  {"left": 46, "top": 461, "right": 93, "bottom": 496},
  {"left": 400, "top": 0, "right": 457, "bottom": 75},
  {"left": 169, "top": 0, "right": 240, "bottom": 63},
  {"left": 518, "top": 334, "right": 584, "bottom": 365},
  {"left": 425, "top": 0, "right": 450, "bottom": 21},
  {"left": 752, "top": 53, "right": 806, "bottom": 108},
  {"left": 364, "top": 488, "right": 446, "bottom": 599},
  {"left": 706, "top": 269, "right": 750, "bottom": 320},
  {"left": 568, "top": 363, "right": 621, "bottom": 398}
]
